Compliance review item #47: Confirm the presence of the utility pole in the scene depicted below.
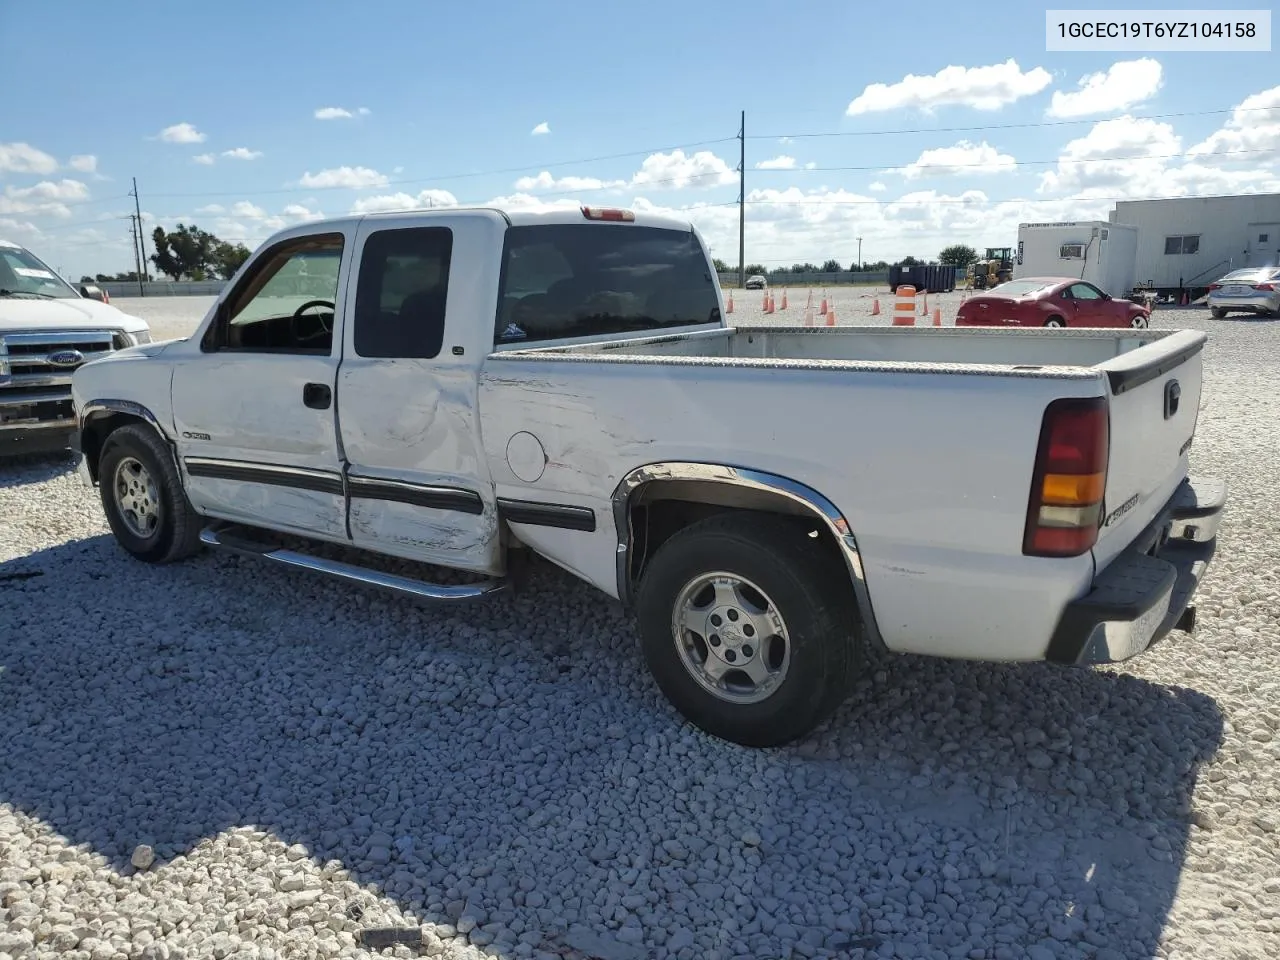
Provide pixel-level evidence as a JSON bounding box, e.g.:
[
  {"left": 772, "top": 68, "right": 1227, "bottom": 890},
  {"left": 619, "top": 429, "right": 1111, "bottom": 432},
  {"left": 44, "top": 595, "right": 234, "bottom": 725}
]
[
  {"left": 127, "top": 217, "right": 144, "bottom": 296},
  {"left": 129, "top": 177, "right": 149, "bottom": 292},
  {"left": 737, "top": 110, "right": 745, "bottom": 289},
  {"left": 857, "top": 236, "right": 863, "bottom": 272}
]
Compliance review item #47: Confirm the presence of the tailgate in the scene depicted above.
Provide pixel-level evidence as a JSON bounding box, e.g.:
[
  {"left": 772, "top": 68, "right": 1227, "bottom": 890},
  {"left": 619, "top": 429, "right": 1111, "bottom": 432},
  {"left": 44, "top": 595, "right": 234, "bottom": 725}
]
[{"left": 1091, "top": 330, "right": 1206, "bottom": 570}]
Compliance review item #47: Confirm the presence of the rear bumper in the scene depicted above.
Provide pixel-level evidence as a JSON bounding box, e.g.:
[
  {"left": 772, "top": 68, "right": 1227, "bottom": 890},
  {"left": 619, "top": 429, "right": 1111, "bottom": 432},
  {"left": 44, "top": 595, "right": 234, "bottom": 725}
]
[{"left": 1045, "top": 475, "right": 1227, "bottom": 665}]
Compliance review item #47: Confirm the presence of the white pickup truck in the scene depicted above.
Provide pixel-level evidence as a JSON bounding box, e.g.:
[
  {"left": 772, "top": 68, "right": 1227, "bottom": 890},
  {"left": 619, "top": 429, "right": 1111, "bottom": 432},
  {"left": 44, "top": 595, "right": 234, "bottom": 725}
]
[
  {"left": 70, "top": 205, "right": 1226, "bottom": 747},
  {"left": 1, "top": 238, "right": 152, "bottom": 455}
]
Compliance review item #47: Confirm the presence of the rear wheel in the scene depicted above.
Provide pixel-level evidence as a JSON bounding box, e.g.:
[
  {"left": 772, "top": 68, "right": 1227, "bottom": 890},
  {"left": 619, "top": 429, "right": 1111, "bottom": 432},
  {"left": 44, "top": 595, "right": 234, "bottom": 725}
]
[
  {"left": 1130, "top": 314, "right": 1149, "bottom": 329},
  {"left": 1211, "top": 307, "right": 1227, "bottom": 319},
  {"left": 1044, "top": 316, "right": 1065, "bottom": 328},
  {"left": 635, "top": 513, "right": 862, "bottom": 747},
  {"left": 99, "top": 424, "right": 204, "bottom": 563}
]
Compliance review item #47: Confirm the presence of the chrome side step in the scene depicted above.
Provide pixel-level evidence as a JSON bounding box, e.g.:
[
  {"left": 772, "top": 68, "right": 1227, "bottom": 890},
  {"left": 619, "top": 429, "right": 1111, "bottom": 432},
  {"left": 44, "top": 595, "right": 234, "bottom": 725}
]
[{"left": 198, "top": 524, "right": 509, "bottom": 604}]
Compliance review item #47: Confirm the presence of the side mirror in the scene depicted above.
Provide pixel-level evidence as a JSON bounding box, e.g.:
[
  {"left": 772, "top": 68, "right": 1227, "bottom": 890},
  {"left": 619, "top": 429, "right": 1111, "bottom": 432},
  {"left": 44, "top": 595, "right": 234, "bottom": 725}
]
[{"left": 79, "top": 284, "right": 108, "bottom": 302}]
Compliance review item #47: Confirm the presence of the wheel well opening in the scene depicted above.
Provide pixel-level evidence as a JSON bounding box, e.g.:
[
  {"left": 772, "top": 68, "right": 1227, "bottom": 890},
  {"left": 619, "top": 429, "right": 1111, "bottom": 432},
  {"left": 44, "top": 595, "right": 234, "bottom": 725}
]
[
  {"left": 626, "top": 482, "right": 845, "bottom": 590},
  {"left": 81, "top": 413, "right": 149, "bottom": 483}
]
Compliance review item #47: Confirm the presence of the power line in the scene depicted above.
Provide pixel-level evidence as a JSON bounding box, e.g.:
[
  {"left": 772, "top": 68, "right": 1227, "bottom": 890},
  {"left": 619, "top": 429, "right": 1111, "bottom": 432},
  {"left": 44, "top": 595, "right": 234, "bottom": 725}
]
[
  {"left": 751, "top": 146, "right": 1271, "bottom": 174},
  {"left": 143, "top": 136, "right": 738, "bottom": 200},
  {"left": 753, "top": 105, "right": 1280, "bottom": 141}
]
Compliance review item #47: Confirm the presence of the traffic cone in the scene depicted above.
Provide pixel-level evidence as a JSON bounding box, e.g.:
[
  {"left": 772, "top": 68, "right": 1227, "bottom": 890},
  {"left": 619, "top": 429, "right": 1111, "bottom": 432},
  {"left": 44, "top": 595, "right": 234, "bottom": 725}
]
[
  {"left": 803, "top": 304, "right": 815, "bottom": 326},
  {"left": 825, "top": 308, "right": 836, "bottom": 326},
  {"left": 820, "top": 290, "right": 828, "bottom": 315},
  {"left": 762, "top": 288, "right": 769, "bottom": 310},
  {"left": 933, "top": 307, "right": 942, "bottom": 326},
  {"left": 921, "top": 291, "right": 929, "bottom": 316},
  {"left": 726, "top": 292, "right": 734, "bottom": 314},
  {"left": 764, "top": 292, "right": 774, "bottom": 314},
  {"left": 871, "top": 298, "right": 880, "bottom": 316},
  {"left": 780, "top": 288, "right": 788, "bottom": 310}
]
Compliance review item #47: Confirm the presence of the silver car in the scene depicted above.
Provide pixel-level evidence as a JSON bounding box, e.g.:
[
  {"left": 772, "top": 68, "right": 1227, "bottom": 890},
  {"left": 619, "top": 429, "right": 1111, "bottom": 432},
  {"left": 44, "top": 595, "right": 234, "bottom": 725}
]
[{"left": 1207, "top": 266, "right": 1280, "bottom": 319}]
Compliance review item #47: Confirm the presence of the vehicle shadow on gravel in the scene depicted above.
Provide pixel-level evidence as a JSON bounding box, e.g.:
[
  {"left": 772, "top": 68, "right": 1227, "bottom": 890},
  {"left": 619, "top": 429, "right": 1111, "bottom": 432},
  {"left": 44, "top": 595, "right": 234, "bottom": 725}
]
[
  {"left": 0, "top": 540, "right": 1224, "bottom": 959},
  {"left": 0, "top": 450, "right": 79, "bottom": 489}
]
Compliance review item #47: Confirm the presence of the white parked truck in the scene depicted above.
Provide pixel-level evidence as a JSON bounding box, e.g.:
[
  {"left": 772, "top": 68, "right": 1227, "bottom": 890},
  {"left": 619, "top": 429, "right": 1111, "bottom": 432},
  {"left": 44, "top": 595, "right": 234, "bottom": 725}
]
[
  {"left": 70, "top": 205, "right": 1226, "bottom": 747},
  {"left": 1, "top": 239, "right": 153, "bottom": 455}
]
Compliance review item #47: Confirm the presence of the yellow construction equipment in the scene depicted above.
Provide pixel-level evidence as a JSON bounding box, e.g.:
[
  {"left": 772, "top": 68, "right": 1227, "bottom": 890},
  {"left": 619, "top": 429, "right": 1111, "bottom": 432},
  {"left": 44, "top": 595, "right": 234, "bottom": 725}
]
[{"left": 967, "top": 247, "right": 1014, "bottom": 290}]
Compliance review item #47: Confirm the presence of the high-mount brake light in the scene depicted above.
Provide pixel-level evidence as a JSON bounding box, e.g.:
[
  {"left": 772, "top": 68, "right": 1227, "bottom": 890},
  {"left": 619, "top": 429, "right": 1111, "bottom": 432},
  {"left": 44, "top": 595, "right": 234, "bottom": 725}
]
[
  {"left": 581, "top": 205, "right": 635, "bottom": 222},
  {"left": 1023, "top": 396, "right": 1110, "bottom": 558}
]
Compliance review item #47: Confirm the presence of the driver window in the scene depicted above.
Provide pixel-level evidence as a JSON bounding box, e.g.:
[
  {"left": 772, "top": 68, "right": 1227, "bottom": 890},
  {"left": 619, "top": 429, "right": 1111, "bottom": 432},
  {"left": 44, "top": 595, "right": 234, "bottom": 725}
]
[
  {"left": 1069, "top": 283, "right": 1102, "bottom": 300},
  {"left": 207, "top": 233, "right": 344, "bottom": 354}
]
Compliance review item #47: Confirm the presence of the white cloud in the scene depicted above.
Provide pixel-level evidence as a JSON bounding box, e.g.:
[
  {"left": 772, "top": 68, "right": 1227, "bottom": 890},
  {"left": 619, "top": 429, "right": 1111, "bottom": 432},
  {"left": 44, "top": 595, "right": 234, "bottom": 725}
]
[
  {"left": 68, "top": 154, "right": 98, "bottom": 174},
  {"left": 1039, "top": 115, "right": 1180, "bottom": 197},
  {"left": 778, "top": 137, "right": 793, "bottom": 144},
  {"left": 869, "top": 181, "right": 887, "bottom": 192},
  {"left": 230, "top": 201, "right": 267, "bottom": 219},
  {"left": 0, "top": 142, "right": 59, "bottom": 176},
  {"left": 0, "top": 179, "right": 90, "bottom": 218},
  {"left": 483, "top": 193, "right": 584, "bottom": 215},
  {"left": 513, "top": 171, "right": 627, "bottom": 192},
  {"left": 193, "top": 154, "right": 216, "bottom": 165},
  {"left": 298, "top": 166, "right": 389, "bottom": 189},
  {"left": 1047, "top": 59, "right": 1163, "bottom": 118},
  {"left": 804, "top": 162, "right": 817, "bottom": 170},
  {"left": 196, "top": 204, "right": 226, "bottom": 215},
  {"left": 896, "top": 140, "right": 1017, "bottom": 179},
  {"left": 314, "top": 106, "right": 370, "bottom": 120},
  {"left": 157, "top": 122, "right": 206, "bottom": 144},
  {"left": 531, "top": 122, "right": 550, "bottom": 136},
  {"left": 0, "top": 217, "right": 42, "bottom": 240},
  {"left": 1187, "top": 84, "right": 1280, "bottom": 162},
  {"left": 222, "top": 147, "right": 263, "bottom": 160},
  {"left": 630, "top": 149, "right": 737, "bottom": 189},
  {"left": 348, "top": 189, "right": 459, "bottom": 215},
  {"left": 281, "top": 203, "right": 324, "bottom": 222},
  {"left": 847, "top": 59, "right": 1052, "bottom": 114},
  {"left": 756, "top": 155, "right": 797, "bottom": 170}
]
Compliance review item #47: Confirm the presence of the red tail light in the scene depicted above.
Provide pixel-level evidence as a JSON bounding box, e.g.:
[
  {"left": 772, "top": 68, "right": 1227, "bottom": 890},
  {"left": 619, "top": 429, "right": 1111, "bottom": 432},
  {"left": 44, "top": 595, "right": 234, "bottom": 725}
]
[
  {"left": 1207, "top": 283, "right": 1221, "bottom": 291},
  {"left": 1023, "top": 397, "right": 1110, "bottom": 557},
  {"left": 581, "top": 205, "right": 635, "bottom": 222},
  {"left": 1254, "top": 283, "right": 1275, "bottom": 291}
]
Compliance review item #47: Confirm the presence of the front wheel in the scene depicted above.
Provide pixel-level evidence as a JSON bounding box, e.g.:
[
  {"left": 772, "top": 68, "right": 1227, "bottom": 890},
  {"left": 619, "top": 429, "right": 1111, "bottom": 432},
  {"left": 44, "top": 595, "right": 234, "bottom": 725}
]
[
  {"left": 1210, "top": 307, "right": 1227, "bottom": 319},
  {"left": 1044, "top": 316, "right": 1065, "bottom": 328},
  {"left": 99, "top": 424, "right": 204, "bottom": 563},
  {"left": 1130, "top": 314, "right": 1149, "bottom": 329},
  {"left": 635, "top": 513, "right": 862, "bottom": 747}
]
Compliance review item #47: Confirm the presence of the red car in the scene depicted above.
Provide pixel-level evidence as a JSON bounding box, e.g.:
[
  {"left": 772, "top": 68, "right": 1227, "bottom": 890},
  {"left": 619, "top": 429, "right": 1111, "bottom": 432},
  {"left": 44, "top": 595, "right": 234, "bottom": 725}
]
[{"left": 955, "top": 277, "right": 1151, "bottom": 329}]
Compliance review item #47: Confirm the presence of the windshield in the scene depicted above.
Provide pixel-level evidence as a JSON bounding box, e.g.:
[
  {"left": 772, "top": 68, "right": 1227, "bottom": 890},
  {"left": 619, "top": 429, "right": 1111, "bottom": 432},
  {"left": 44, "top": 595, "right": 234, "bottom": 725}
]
[
  {"left": 988, "top": 279, "right": 1056, "bottom": 297},
  {"left": 0, "top": 243, "right": 80, "bottom": 299}
]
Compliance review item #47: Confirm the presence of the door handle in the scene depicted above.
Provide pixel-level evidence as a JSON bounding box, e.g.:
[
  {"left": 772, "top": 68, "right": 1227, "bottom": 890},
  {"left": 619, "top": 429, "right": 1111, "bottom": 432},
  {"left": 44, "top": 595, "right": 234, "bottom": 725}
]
[{"left": 302, "top": 382, "right": 331, "bottom": 409}]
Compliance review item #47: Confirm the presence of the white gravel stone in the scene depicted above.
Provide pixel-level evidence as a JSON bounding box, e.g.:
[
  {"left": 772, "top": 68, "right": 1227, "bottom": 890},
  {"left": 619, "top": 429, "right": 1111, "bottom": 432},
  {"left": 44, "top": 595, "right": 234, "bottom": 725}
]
[{"left": 0, "top": 298, "right": 1277, "bottom": 959}]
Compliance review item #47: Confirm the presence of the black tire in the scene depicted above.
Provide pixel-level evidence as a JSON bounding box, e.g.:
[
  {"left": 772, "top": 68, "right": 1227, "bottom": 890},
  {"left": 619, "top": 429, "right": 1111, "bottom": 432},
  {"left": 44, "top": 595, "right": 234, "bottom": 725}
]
[
  {"left": 635, "top": 513, "right": 862, "bottom": 747},
  {"left": 1210, "top": 307, "right": 1226, "bottom": 319},
  {"left": 98, "top": 423, "right": 204, "bottom": 563},
  {"left": 1044, "top": 316, "right": 1066, "bottom": 328}
]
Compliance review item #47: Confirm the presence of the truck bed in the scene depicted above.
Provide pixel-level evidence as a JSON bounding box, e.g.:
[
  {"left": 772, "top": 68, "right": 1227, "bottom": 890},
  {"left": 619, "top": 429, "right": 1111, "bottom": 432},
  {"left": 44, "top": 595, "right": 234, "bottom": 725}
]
[
  {"left": 503, "top": 322, "right": 1187, "bottom": 376},
  {"left": 483, "top": 322, "right": 1207, "bottom": 661}
]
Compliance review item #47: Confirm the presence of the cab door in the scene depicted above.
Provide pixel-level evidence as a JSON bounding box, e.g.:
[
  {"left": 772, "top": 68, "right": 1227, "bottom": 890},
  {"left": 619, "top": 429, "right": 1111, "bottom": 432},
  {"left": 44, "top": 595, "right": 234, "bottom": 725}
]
[
  {"left": 170, "top": 227, "right": 355, "bottom": 542},
  {"left": 335, "top": 213, "right": 505, "bottom": 575}
]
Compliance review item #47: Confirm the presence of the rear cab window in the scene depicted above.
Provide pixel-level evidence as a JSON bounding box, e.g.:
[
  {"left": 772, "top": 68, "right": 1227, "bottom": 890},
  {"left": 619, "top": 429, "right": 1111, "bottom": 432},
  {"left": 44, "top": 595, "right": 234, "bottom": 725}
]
[
  {"left": 494, "top": 224, "right": 721, "bottom": 345},
  {"left": 353, "top": 226, "right": 453, "bottom": 359}
]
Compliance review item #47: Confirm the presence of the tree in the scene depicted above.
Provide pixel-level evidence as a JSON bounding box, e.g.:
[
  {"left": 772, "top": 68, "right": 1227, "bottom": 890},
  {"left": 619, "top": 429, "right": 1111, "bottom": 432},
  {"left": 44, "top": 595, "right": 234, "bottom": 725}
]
[
  {"left": 899, "top": 255, "right": 920, "bottom": 266},
  {"left": 821, "top": 258, "right": 843, "bottom": 273},
  {"left": 150, "top": 223, "right": 220, "bottom": 280},
  {"left": 744, "top": 263, "right": 766, "bottom": 276},
  {"left": 213, "top": 240, "right": 252, "bottom": 280},
  {"left": 711, "top": 257, "right": 729, "bottom": 272},
  {"left": 938, "top": 244, "right": 978, "bottom": 267}
]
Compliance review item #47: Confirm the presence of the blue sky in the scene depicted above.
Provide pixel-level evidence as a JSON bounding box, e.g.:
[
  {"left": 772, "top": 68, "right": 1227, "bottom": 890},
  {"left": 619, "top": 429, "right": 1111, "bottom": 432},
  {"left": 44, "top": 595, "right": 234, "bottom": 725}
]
[{"left": 2, "top": 0, "right": 1277, "bottom": 279}]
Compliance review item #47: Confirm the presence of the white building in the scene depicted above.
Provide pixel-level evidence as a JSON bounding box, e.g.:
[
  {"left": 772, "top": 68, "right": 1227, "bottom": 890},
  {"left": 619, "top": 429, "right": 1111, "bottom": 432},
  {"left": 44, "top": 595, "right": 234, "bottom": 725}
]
[{"left": 1109, "top": 193, "right": 1280, "bottom": 292}]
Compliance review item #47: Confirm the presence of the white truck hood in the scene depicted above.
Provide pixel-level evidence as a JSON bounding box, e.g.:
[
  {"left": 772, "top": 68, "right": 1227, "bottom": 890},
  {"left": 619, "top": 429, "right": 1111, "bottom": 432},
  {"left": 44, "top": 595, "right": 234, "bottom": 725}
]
[{"left": 0, "top": 297, "right": 150, "bottom": 334}]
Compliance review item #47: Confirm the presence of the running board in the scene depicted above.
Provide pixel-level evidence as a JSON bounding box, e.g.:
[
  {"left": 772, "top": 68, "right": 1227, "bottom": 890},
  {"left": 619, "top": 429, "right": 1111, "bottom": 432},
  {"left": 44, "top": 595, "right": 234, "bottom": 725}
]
[{"left": 198, "top": 524, "right": 509, "bottom": 603}]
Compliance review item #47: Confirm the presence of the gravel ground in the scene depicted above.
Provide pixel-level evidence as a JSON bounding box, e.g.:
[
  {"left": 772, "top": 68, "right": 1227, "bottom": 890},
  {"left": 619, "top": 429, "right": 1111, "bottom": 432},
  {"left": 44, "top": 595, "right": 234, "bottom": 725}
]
[{"left": 2, "top": 296, "right": 1278, "bottom": 960}]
